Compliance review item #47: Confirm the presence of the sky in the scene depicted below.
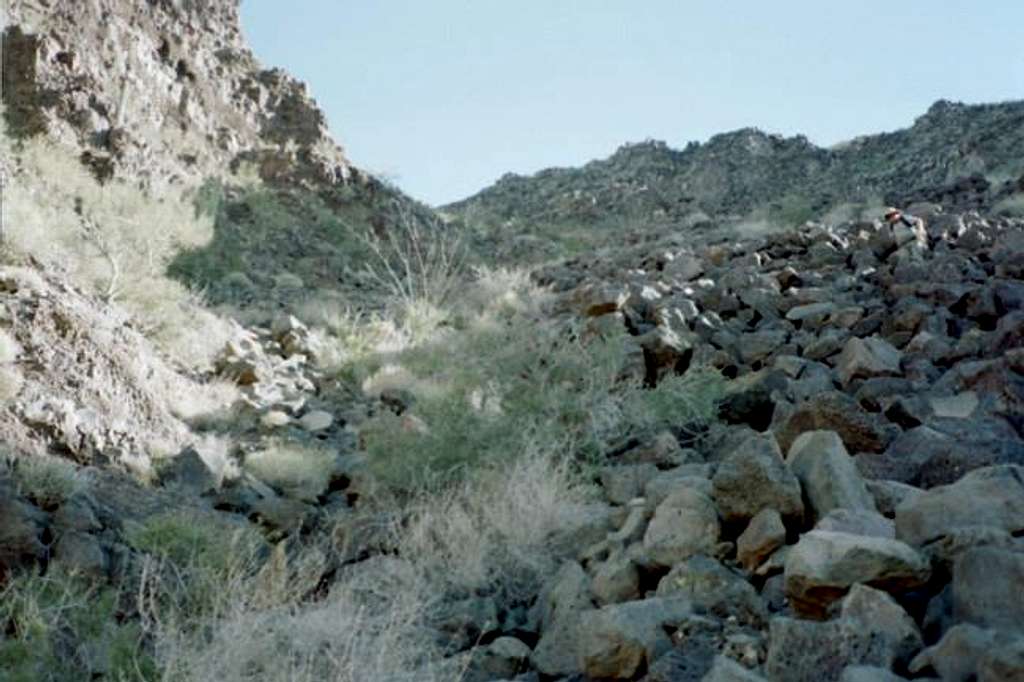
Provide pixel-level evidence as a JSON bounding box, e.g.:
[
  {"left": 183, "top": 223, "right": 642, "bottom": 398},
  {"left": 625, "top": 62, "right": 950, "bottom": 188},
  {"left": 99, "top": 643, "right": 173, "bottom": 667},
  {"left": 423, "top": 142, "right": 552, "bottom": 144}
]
[{"left": 240, "top": 1, "right": 1024, "bottom": 206}]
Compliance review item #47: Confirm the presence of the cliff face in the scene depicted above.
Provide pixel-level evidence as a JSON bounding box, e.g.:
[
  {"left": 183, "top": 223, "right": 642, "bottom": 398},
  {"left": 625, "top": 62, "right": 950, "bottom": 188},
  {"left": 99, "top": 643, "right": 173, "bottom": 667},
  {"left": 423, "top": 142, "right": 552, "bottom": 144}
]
[{"left": 3, "top": 0, "right": 352, "bottom": 189}]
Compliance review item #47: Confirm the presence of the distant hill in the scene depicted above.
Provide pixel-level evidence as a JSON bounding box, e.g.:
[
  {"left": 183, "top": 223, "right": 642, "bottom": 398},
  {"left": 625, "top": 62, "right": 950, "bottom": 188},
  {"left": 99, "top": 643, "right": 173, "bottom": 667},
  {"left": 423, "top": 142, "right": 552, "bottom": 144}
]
[{"left": 445, "top": 100, "right": 1024, "bottom": 242}]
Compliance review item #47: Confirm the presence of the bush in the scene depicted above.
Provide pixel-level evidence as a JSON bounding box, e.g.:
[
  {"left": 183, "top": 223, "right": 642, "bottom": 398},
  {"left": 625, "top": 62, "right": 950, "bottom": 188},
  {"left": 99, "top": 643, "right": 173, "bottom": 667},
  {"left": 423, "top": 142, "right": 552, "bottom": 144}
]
[
  {"left": 361, "top": 199, "right": 468, "bottom": 309},
  {"left": 359, "top": 307, "right": 723, "bottom": 490},
  {"left": 1, "top": 127, "right": 231, "bottom": 370},
  {"left": 0, "top": 568, "right": 156, "bottom": 681},
  {"left": 2, "top": 453, "right": 84, "bottom": 509}
]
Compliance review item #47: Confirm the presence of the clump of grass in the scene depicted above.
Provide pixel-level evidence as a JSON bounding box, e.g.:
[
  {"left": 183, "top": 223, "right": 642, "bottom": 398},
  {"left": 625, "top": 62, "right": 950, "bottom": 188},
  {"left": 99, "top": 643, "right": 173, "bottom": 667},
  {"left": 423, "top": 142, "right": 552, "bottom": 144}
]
[
  {"left": 2, "top": 453, "right": 85, "bottom": 509},
  {"left": 401, "top": 445, "right": 599, "bottom": 600},
  {"left": 128, "top": 512, "right": 267, "bottom": 629},
  {"left": 243, "top": 441, "right": 335, "bottom": 503}
]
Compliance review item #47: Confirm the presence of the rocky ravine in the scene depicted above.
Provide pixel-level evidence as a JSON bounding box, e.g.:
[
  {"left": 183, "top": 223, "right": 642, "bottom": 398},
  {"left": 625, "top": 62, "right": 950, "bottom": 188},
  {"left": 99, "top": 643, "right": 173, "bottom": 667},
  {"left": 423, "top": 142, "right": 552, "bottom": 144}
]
[{"left": 8, "top": 200, "right": 1023, "bottom": 681}]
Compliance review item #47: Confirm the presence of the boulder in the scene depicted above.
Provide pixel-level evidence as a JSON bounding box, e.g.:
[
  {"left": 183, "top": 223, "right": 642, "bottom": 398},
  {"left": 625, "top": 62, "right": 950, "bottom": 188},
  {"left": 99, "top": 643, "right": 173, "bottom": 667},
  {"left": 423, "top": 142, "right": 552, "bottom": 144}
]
[
  {"left": 656, "top": 555, "right": 767, "bottom": 626},
  {"left": 592, "top": 553, "right": 641, "bottom": 605},
  {"left": 859, "top": 420, "right": 1024, "bottom": 488},
  {"left": 839, "top": 584, "right": 922, "bottom": 668},
  {"left": 952, "top": 547, "right": 1024, "bottom": 633},
  {"left": 978, "top": 636, "right": 1024, "bottom": 682},
  {"left": 784, "top": 531, "right": 930, "bottom": 619},
  {"left": 643, "top": 487, "right": 720, "bottom": 568},
  {"left": 865, "top": 480, "right": 923, "bottom": 519},
  {"left": 578, "top": 597, "right": 691, "bottom": 679},
  {"left": 466, "top": 637, "right": 532, "bottom": 682},
  {"left": 815, "top": 508, "right": 894, "bottom": 539},
  {"left": 711, "top": 433, "right": 804, "bottom": 528},
  {"left": 0, "top": 481, "right": 47, "bottom": 573},
  {"left": 894, "top": 465, "right": 1024, "bottom": 546},
  {"left": 787, "top": 431, "right": 876, "bottom": 521},
  {"left": 774, "top": 391, "right": 895, "bottom": 455},
  {"left": 908, "top": 623, "right": 998, "bottom": 681},
  {"left": 766, "top": 616, "right": 905, "bottom": 682},
  {"left": 531, "top": 562, "right": 594, "bottom": 677}
]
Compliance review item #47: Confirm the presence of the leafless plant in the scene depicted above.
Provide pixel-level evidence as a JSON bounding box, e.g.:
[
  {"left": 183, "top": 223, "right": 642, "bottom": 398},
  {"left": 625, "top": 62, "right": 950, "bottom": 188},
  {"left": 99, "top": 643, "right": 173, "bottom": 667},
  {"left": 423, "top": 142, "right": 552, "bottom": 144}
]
[{"left": 360, "top": 200, "right": 468, "bottom": 308}]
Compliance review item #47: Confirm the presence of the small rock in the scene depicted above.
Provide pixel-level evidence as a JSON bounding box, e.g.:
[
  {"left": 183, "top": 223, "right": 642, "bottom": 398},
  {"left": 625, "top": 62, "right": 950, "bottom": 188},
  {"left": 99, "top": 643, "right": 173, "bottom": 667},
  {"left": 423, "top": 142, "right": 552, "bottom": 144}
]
[
  {"left": 737, "top": 508, "right": 787, "bottom": 571},
  {"left": 261, "top": 410, "right": 292, "bottom": 428},
  {"left": 702, "top": 655, "right": 768, "bottom": 681},
  {"left": 839, "top": 666, "right": 908, "bottom": 682},
  {"left": 836, "top": 336, "right": 902, "bottom": 387},
  {"left": 298, "top": 410, "right": 334, "bottom": 432}
]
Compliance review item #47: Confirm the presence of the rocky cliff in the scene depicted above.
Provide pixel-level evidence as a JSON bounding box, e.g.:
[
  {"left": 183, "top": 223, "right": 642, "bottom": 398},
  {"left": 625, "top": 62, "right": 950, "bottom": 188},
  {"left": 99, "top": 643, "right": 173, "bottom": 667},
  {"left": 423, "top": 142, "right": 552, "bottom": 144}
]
[{"left": 3, "top": 0, "right": 353, "bottom": 189}]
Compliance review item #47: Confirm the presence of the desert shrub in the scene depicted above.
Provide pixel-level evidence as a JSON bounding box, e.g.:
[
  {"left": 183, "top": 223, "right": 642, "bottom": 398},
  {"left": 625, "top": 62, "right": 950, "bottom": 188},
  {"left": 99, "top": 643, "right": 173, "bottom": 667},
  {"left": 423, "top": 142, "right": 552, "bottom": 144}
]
[
  {"left": 771, "top": 193, "right": 816, "bottom": 226},
  {"left": 2, "top": 453, "right": 84, "bottom": 508},
  {"left": 359, "top": 306, "right": 723, "bottom": 490},
  {"left": 400, "top": 445, "right": 598, "bottom": 599},
  {"left": 361, "top": 200, "right": 468, "bottom": 309},
  {"left": 0, "top": 129, "right": 231, "bottom": 370},
  {"left": 149, "top": 448, "right": 593, "bottom": 682},
  {"left": 128, "top": 513, "right": 266, "bottom": 627},
  {"left": 0, "top": 568, "right": 156, "bottom": 682}
]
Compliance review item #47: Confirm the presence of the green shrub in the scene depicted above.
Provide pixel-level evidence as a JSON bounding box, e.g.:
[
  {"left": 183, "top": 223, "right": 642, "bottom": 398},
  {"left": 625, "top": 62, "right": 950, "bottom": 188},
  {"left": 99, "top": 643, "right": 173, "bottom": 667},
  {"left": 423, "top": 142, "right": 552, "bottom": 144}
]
[
  {"left": 127, "top": 512, "right": 266, "bottom": 625},
  {"left": 0, "top": 568, "right": 156, "bottom": 681},
  {"left": 359, "top": 310, "right": 723, "bottom": 490},
  {"left": 2, "top": 454, "right": 84, "bottom": 509}
]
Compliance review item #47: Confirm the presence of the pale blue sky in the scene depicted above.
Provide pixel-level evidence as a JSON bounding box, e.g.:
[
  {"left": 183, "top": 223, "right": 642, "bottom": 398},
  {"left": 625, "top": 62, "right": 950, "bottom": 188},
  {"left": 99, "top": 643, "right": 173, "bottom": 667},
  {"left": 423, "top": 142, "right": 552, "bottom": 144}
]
[{"left": 240, "top": 1, "right": 1024, "bottom": 206}]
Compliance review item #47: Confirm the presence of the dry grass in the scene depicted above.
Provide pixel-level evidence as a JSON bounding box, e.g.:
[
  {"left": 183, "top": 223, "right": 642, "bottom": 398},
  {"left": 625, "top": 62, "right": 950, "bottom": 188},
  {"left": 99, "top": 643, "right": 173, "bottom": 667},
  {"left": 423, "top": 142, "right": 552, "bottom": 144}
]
[
  {"left": 143, "top": 449, "right": 592, "bottom": 682},
  {"left": 243, "top": 441, "right": 335, "bottom": 503},
  {"left": 1, "top": 128, "right": 232, "bottom": 370}
]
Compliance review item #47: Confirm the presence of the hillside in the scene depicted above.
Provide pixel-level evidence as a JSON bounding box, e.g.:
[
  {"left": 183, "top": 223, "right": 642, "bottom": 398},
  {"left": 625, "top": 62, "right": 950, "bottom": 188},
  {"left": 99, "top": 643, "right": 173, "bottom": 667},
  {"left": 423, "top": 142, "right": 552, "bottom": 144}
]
[
  {"left": 446, "top": 100, "right": 1024, "bottom": 252},
  {"left": 3, "top": 2, "right": 1024, "bottom": 682}
]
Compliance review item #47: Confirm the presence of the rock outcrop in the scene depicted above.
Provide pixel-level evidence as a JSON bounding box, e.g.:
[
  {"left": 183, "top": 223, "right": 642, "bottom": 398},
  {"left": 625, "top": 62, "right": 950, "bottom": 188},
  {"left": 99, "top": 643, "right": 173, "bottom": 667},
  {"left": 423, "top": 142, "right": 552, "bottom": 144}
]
[{"left": 3, "top": 0, "right": 355, "bottom": 189}]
